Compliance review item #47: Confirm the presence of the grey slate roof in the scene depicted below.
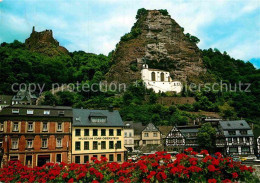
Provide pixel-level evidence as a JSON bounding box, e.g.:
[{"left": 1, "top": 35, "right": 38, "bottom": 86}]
[
  {"left": 132, "top": 122, "right": 146, "bottom": 135},
  {"left": 219, "top": 120, "right": 251, "bottom": 130},
  {"left": 72, "top": 109, "right": 123, "bottom": 127},
  {"left": 0, "top": 105, "right": 72, "bottom": 117}
]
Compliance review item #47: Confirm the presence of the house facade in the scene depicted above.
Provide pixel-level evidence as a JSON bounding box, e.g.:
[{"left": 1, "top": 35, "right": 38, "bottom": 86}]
[
  {"left": 164, "top": 126, "right": 185, "bottom": 151},
  {"left": 141, "top": 64, "right": 182, "bottom": 93},
  {"left": 219, "top": 120, "right": 254, "bottom": 155},
  {"left": 72, "top": 108, "right": 125, "bottom": 164},
  {"left": 0, "top": 105, "right": 72, "bottom": 167},
  {"left": 12, "top": 90, "right": 37, "bottom": 105},
  {"left": 124, "top": 122, "right": 134, "bottom": 152}
]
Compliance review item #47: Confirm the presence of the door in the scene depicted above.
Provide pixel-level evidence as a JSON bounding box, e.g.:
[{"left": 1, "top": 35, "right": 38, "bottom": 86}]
[{"left": 37, "top": 155, "right": 50, "bottom": 167}]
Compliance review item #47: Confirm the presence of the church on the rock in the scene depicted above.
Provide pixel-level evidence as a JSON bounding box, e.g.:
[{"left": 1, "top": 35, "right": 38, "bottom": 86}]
[{"left": 141, "top": 64, "right": 182, "bottom": 93}]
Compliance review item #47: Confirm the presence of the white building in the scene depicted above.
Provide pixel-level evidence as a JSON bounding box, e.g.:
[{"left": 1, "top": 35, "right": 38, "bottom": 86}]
[{"left": 141, "top": 64, "right": 182, "bottom": 93}]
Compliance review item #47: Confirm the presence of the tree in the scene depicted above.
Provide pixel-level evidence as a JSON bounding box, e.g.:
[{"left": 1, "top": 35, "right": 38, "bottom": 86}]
[{"left": 197, "top": 123, "right": 216, "bottom": 153}]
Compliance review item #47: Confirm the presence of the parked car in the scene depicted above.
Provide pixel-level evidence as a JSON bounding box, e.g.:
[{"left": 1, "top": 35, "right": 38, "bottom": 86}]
[
  {"left": 240, "top": 157, "right": 247, "bottom": 161},
  {"left": 246, "top": 155, "right": 257, "bottom": 161}
]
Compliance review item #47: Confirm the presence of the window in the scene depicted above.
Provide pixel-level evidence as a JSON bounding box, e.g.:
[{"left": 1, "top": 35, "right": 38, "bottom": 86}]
[
  {"left": 101, "top": 129, "right": 106, "bottom": 136},
  {"left": 44, "top": 110, "right": 50, "bottom": 115},
  {"left": 12, "top": 109, "right": 19, "bottom": 114},
  {"left": 117, "top": 154, "right": 122, "bottom": 162},
  {"left": 160, "top": 72, "right": 164, "bottom": 81},
  {"left": 129, "top": 139, "right": 132, "bottom": 144},
  {"left": 144, "top": 133, "right": 149, "bottom": 137},
  {"left": 10, "top": 156, "right": 18, "bottom": 161},
  {"left": 27, "top": 122, "right": 33, "bottom": 132},
  {"left": 93, "top": 155, "right": 98, "bottom": 162},
  {"left": 42, "top": 139, "right": 47, "bottom": 148},
  {"left": 91, "top": 117, "right": 106, "bottom": 123},
  {"left": 75, "top": 142, "right": 81, "bottom": 150},
  {"left": 245, "top": 137, "right": 249, "bottom": 143},
  {"left": 109, "top": 154, "right": 114, "bottom": 162},
  {"left": 151, "top": 72, "right": 156, "bottom": 81},
  {"left": 241, "top": 147, "right": 250, "bottom": 152},
  {"left": 0, "top": 140, "right": 2, "bottom": 147},
  {"left": 12, "top": 139, "right": 18, "bottom": 149},
  {"left": 84, "top": 129, "right": 89, "bottom": 136},
  {"left": 27, "top": 110, "right": 34, "bottom": 115},
  {"left": 124, "top": 140, "right": 127, "bottom": 144},
  {"left": 109, "top": 129, "right": 114, "bottom": 136},
  {"left": 228, "top": 131, "right": 236, "bottom": 135},
  {"left": 0, "top": 122, "right": 3, "bottom": 131},
  {"left": 13, "top": 122, "right": 19, "bottom": 132},
  {"left": 228, "top": 138, "right": 232, "bottom": 143},
  {"left": 75, "top": 129, "right": 81, "bottom": 136},
  {"left": 109, "top": 141, "right": 114, "bottom": 149},
  {"left": 240, "top": 130, "right": 247, "bottom": 135},
  {"left": 56, "top": 154, "right": 62, "bottom": 163},
  {"left": 233, "top": 138, "right": 237, "bottom": 143},
  {"left": 101, "top": 141, "right": 106, "bottom": 149},
  {"left": 93, "top": 129, "right": 98, "bottom": 136},
  {"left": 84, "top": 141, "right": 89, "bottom": 150},
  {"left": 56, "top": 138, "right": 62, "bottom": 147},
  {"left": 75, "top": 156, "right": 80, "bottom": 164},
  {"left": 239, "top": 137, "right": 244, "bottom": 143},
  {"left": 84, "top": 155, "right": 89, "bottom": 163},
  {"left": 117, "top": 129, "right": 121, "bottom": 136},
  {"left": 93, "top": 141, "right": 98, "bottom": 150},
  {"left": 129, "top": 132, "right": 132, "bottom": 137},
  {"left": 42, "top": 123, "right": 48, "bottom": 132},
  {"left": 26, "top": 155, "right": 32, "bottom": 166},
  {"left": 124, "top": 132, "right": 127, "bottom": 137},
  {"left": 229, "top": 147, "right": 238, "bottom": 153},
  {"left": 27, "top": 139, "right": 33, "bottom": 149},
  {"left": 153, "top": 133, "right": 158, "bottom": 137},
  {"left": 116, "top": 141, "right": 121, "bottom": 149},
  {"left": 57, "top": 123, "right": 62, "bottom": 132}
]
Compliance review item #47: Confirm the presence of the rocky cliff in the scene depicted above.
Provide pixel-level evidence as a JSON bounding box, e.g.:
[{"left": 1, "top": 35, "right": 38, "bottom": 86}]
[
  {"left": 25, "top": 26, "right": 69, "bottom": 56},
  {"left": 106, "top": 9, "right": 207, "bottom": 84}
]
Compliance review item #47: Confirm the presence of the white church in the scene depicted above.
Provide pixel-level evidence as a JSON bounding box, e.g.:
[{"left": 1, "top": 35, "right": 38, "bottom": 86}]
[{"left": 141, "top": 64, "right": 182, "bottom": 93}]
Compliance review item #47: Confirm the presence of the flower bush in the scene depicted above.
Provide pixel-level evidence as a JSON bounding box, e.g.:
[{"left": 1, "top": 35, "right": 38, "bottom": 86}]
[{"left": 0, "top": 148, "right": 259, "bottom": 183}]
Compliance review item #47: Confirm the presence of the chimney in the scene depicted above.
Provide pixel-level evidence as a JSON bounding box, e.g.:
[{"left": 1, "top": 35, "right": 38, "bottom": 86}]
[
  {"left": 32, "top": 26, "right": 35, "bottom": 33},
  {"left": 108, "top": 105, "right": 113, "bottom": 112}
]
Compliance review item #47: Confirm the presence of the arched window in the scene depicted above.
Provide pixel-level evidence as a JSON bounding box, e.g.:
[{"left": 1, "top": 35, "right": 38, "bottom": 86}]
[
  {"left": 151, "top": 72, "right": 156, "bottom": 81},
  {"left": 160, "top": 73, "right": 164, "bottom": 81},
  {"left": 168, "top": 76, "right": 171, "bottom": 82}
]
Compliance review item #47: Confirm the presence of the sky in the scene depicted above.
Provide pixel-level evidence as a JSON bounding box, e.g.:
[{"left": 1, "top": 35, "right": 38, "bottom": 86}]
[{"left": 0, "top": 0, "right": 259, "bottom": 68}]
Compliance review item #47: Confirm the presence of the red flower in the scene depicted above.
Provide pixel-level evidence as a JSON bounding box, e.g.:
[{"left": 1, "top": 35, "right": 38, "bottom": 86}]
[
  {"left": 222, "top": 179, "right": 232, "bottom": 183},
  {"left": 68, "top": 178, "right": 74, "bottom": 183},
  {"left": 208, "top": 179, "right": 217, "bottom": 183},
  {"left": 232, "top": 172, "right": 238, "bottom": 178},
  {"left": 185, "top": 147, "right": 193, "bottom": 152},
  {"left": 200, "top": 150, "right": 209, "bottom": 155},
  {"left": 156, "top": 172, "right": 167, "bottom": 181},
  {"left": 208, "top": 165, "right": 216, "bottom": 172}
]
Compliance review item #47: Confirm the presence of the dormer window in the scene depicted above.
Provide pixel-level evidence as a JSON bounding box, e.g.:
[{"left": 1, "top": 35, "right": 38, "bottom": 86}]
[
  {"left": 44, "top": 110, "right": 50, "bottom": 115},
  {"left": 12, "top": 109, "right": 19, "bottom": 114},
  {"left": 27, "top": 110, "right": 34, "bottom": 115},
  {"left": 240, "top": 130, "right": 247, "bottom": 135},
  {"left": 91, "top": 117, "right": 107, "bottom": 123},
  {"left": 228, "top": 131, "right": 236, "bottom": 135}
]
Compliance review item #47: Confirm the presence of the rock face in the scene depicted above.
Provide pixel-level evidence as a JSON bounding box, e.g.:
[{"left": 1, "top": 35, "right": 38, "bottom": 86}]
[
  {"left": 25, "top": 26, "right": 69, "bottom": 56},
  {"left": 106, "top": 10, "right": 206, "bottom": 84}
]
